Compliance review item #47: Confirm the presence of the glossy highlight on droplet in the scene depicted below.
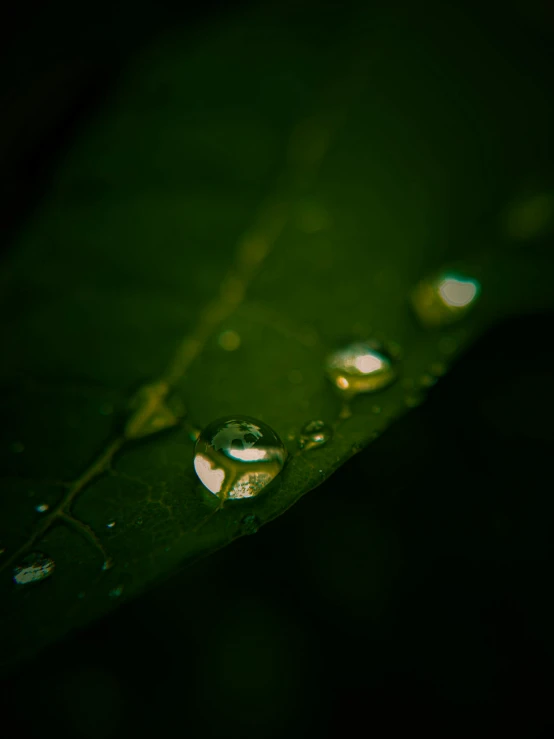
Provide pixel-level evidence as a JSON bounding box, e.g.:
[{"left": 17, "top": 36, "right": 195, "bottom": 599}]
[
  {"left": 194, "top": 416, "right": 286, "bottom": 501},
  {"left": 325, "top": 341, "right": 398, "bottom": 397},
  {"left": 13, "top": 552, "right": 55, "bottom": 586},
  {"left": 298, "top": 420, "right": 332, "bottom": 451},
  {"left": 411, "top": 270, "right": 480, "bottom": 328}
]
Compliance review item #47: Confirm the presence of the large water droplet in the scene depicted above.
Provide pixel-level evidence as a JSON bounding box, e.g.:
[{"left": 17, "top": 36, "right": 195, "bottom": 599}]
[
  {"left": 298, "top": 420, "right": 332, "bottom": 451},
  {"left": 411, "top": 270, "right": 480, "bottom": 328},
  {"left": 194, "top": 416, "right": 287, "bottom": 501},
  {"left": 325, "top": 341, "right": 397, "bottom": 397},
  {"left": 13, "top": 552, "right": 55, "bottom": 585}
]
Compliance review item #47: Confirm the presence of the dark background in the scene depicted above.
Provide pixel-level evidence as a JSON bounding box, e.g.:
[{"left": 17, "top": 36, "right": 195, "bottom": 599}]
[{"left": 2, "top": 1, "right": 554, "bottom": 737}]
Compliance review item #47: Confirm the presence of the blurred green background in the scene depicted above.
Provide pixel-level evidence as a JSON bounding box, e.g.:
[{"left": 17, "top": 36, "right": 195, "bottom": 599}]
[{"left": 2, "top": 0, "right": 554, "bottom": 736}]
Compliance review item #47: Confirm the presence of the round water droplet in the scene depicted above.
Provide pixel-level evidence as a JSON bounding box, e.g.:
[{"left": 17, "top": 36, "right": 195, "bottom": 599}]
[
  {"left": 35, "top": 503, "right": 49, "bottom": 513},
  {"left": 298, "top": 420, "right": 332, "bottom": 451},
  {"left": 194, "top": 416, "right": 287, "bottom": 501},
  {"left": 325, "top": 341, "right": 398, "bottom": 397},
  {"left": 13, "top": 552, "right": 55, "bottom": 585},
  {"left": 240, "top": 514, "right": 261, "bottom": 535},
  {"left": 411, "top": 270, "right": 481, "bottom": 328},
  {"left": 218, "top": 329, "right": 241, "bottom": 351},
  {"left": 106, "top": 520, "right": 116, "bottom": 529}
]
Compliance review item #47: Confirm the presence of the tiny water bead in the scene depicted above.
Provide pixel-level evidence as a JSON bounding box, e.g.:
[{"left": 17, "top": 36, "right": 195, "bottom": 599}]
[
  {"left": 194, "top": 416, "right": 287, "bottom": 501},
  {"left": 298, "top": 420, "right": 332, "bottom": 451},
  {"left": 13, "top": 553, "right": 55, "bottom": 586},
  {"left": 218, "top": 329, "right": 241, "bottom": 351},
  {"left": 411, "top": 270, "right": 481, "bottom": 328},
  {"left": 325, "top": 341, "right": 398, "bottom": 397},
  {"left": 35, "top": 503, "right": 49, "bottom": 513}
]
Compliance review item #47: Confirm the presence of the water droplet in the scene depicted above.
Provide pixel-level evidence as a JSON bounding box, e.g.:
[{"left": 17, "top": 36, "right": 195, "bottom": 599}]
[
  {"left": 102, "top": 559, "right": 114, "bottom": 571},
  {"left": 430, "top": 361, "right": 447, "bottom": 376},
  {"left": 10, "top": 442, "right": 24, "bottom": 454},
  {"left": 35, "top": 503, "right": 49, "bottom": 513},
  {"left": 13, "top": 552, "right": 55, "bottom": 586},
  {"left": 405, "top": 392, "right": 424, "bottom": 408},
  {"left": 325, "top": 341, "right": 398, "bottom": 398},
  {"left": 411, "top": 270, "right": 481, "bottom": 328},
  {"left": 218, "top": 329, "right": 241, "bottom": 351},
  {"left": 109, "top": 585, "right": 124, "bottom": 598},
  {"left": 240, "top": 514, "right": 261, "bottom": 535},
  {"left": 194, "top": 416, "right": 287, "bottom": 501},
  {"left": 106, "top": 521, "right": 116, "bottom": 529},
  {"left": 420, "top": 374, "right": 437, "bottom": 388},
  {"left": 298, "top": 420, "right": 332, "bottom": 451}
]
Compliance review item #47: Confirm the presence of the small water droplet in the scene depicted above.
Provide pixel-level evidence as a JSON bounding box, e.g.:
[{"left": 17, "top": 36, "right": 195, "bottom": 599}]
[
  {"left": 35, "top": 503, "right": 49, "bottom": 513},
  {"left": 430, "top": 361, "right": 447, "bottom": 376},
  {"left": 194, "top": 416, "right": 287, "bottom": 501},
  {"left": 10, "top": 442, "right": 24, "bottom": 454},
  {"left": 405, "top": 392, "right": 424, "bottom": 408},
  {"left": 325, "top": 341, "right": 398, "bottom": 398},
  {"left": 99, "top": 402, "right": 114, "bottom": 416},
  {"left": 106, "top": 521, "right": 116, "bottom": 529},
  {"left": 218, "top": 329, "right": 241, "bottom": 351},
  {"left": 411, "top": 270, "right": 481, "bottom": 328},
  {"left": 109, "top": 585, "right": 124, "bottom": 598},
  {"left": 189, "top": 427, "right": 201, "bottom": 442},
  {"left": 102, "top": 559, "right": 114, "bottom": 571},
  {"left": 240, "top": 514, "right": 261, "bottom": 535},
  {"left": 298, "top": 420, "right": 332, "bottom": 451},
  {"left": 420, "top": 374, "right": 437, "bottom": 388},
  {"left": 13, "top": 552, "right": 55, "bottom": 585}
]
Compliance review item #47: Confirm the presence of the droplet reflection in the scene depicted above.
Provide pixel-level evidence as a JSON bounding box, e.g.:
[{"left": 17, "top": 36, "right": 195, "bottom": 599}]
[
  {"left": 298, "top": 420, "right": 332, "bottom": 451},
  {"left": 194, "top": 416, "right": 286, "bottom": 501},
  {"left": 411, "top": 271, "right": 480, "bottom": 328},
  {"left": 13, "top": 552, "right": 55, "bottom": 586},
  {"left": 325, "top": 341, "right": 397, "bottom": 397}
]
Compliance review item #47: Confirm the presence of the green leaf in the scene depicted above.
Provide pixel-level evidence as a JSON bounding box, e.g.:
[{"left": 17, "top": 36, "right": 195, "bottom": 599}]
[{"left": 1, "top": 0, "right": 553, "bottom": 669}]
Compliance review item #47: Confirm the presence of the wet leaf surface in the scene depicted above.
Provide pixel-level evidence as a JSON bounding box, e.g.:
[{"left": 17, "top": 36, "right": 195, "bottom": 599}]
[{"left": 1, "top": 0, "right": 553, "bottom": 669}]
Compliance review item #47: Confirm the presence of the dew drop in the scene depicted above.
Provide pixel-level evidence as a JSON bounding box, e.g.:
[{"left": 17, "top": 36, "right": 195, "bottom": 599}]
[
  {"left": 325, "top": 341, "right": 398, "bottom": 398},
  {"left": 35, "top": 503, "right": 49, "bottom": 513},
  {"left": 411, "top": 270, "right": 481, "bottom": 328},
  {"left": 106, "top": 521, "right": 116, "bottom": 529},
  {"left": 109, "top": 585, "right": 124, "bottom": 598},
  {"left": 240, "top": 514, "right": 261, "bottom": 535},
  {"left": 13, "top": 552, "right": 55, "bottom": 586},
  {"left": 194, "top": 416, "right": 287, "bottom": 501},
  {"left": 420, "top": 374, "right": 437, "bottom": 388},
  {"left": 298, "top": 420, "right": 332, "bottom": 451},
  {"left": 102, "top": 559, "right": 114, "bottom": 571},
  {"left": 405, "top": 392, "right": 424, "bottom": 408},
  {"left": 218, "top": 329, "right": 241, "bottom": 351}
]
